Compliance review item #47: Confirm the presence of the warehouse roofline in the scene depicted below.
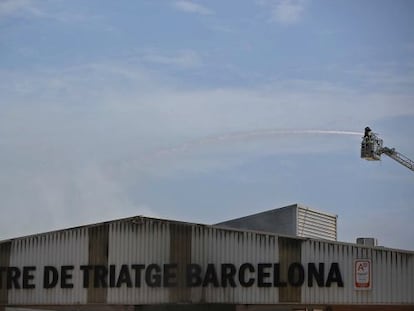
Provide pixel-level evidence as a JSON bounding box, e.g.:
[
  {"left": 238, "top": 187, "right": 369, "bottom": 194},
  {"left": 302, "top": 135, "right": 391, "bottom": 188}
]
[{"left": 1, "top": 212, "right": 413, "bottom": 255}]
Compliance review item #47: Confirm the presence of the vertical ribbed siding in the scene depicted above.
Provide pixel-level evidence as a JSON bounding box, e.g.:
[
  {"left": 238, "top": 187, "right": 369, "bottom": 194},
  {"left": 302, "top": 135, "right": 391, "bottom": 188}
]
[
  {"left": 371, "top": 248, "right": 414, "bottom": 304},
  {"left": 301, "top": 240, "right": 346, "bottom": 305},
  {"left": 278, "top": 237, "right": 301, "bottom": 303},
  {"left": 108, "top": 220, "right": 281, "bottom": 305},
  {"left": 2, "top": 217, "right": 413, "bottom": 307},
  {"left": 0, "top": 242, "right": 11, "bottom": 305},
  {"left": 297, "top": 207, "right": 337, "bottom": 241},
  {"left": 107, "top": 218, "right": 171, "bottom": 304},
  {"left": 191, "top": 226, "right": 279, "bottom": 304},
  {"left": 87, "top": 224, "right": 109, "bottom": 303},
  {"left": 7, "top": 228, "right": 88, "bottom": 305},
  {"left": 169, "top": 223, "right": 192, "bottom": 302},
  {"left": 301, "top": 240, "right": 414, "bottom": 305}
]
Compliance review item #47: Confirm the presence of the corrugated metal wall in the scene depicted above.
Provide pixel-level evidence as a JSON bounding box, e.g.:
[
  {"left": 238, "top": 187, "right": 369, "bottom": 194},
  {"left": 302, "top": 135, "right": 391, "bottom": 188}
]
[
  {"left": 87, "top": 224, "right": 109, "bottom": 303},
  {"left": 107, "top": 218, "right": 171, "bottom": 304},
  {"left": 0, "top": 242, "right": 11, "bottom": 305},
  {"left": 190, "top": 225, "right": 279, "bottom": 304},
  {"left": 107, "top": 219, "right": 280, "bottom": 305},
  {"left": 297, "top": 206, "right": 337, "bottom": 241},
  {"left": 278, "top": 237, "right": 301, "bottom": 303},
  {"left": 6, "top": 227, "right": 89, "bottom": 305},
  {"left": 1, "top": 216, "right": 413, "bottom": 306},
  {"left": 301, "top": 239, "right": 414, "bottom": 305}
]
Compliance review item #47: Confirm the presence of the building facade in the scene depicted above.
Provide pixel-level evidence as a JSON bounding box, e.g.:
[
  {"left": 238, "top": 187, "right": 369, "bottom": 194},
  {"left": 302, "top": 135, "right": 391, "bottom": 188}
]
[{"left": 0, "top": 213, "right": 413, "bottom": 311}]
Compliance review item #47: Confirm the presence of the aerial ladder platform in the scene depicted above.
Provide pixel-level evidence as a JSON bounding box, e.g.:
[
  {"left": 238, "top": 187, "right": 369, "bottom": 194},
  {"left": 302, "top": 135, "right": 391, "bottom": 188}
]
[{"left": 361, "top": 127, "right": 414, "bottom": 172}]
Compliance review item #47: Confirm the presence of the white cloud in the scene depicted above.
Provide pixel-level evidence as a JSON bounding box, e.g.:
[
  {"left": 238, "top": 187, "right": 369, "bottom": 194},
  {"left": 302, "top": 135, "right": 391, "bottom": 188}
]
[
  {"left": 260, "top": 0, "right": 307, "bottom": 25},
  {"left": 0, "top": 0, "right": 101, "bottom": 24},
  {"left": 140, "top": 49, "right": 203, "bottom": 68},
  {"left": 0, "top": 0, "right": 40, "bottom": 18},
  {"left": 173, "top": 1, "right": 214, "bottom": 15},
  {"left": 3, "top": 61, "right": 413, "bottom": 183},
  {"left": 2, "top": 63, "right": 413, "bottom": 152},
  {"left": 344, "top": 64, "right": 414, "bottom": 91}
]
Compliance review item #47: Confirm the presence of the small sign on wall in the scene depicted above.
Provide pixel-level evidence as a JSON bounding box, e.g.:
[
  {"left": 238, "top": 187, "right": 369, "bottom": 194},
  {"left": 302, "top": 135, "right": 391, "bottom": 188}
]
[{"left": 354, "top": 259, "right": 372, "bottom": 290}]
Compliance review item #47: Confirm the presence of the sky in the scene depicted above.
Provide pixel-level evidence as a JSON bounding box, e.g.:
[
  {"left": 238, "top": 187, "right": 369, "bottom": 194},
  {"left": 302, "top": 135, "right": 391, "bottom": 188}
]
[{"left": 1, "top": 0, "right": 413, "bottom": 250}]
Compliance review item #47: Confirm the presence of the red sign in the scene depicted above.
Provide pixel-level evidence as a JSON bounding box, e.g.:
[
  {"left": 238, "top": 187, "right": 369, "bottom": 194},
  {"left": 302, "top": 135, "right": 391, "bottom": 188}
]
[{"left": 354, "top": 259, "right": 371, "bottom": 290}]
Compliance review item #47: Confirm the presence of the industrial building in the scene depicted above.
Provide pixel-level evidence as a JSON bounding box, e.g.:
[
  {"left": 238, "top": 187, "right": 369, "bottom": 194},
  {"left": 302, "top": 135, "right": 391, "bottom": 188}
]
[{"left": 0, "top": 204, "right": 413, "bottom": 311}]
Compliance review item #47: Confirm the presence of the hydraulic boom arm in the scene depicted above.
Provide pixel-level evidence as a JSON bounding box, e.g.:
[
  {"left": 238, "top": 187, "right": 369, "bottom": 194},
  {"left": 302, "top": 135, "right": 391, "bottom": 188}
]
[
  {"left": 361, "top": 127, "right": 414, "bottom": 172},
  {"left": 381, "top": 147, "right": 414, "bottom": 172}
]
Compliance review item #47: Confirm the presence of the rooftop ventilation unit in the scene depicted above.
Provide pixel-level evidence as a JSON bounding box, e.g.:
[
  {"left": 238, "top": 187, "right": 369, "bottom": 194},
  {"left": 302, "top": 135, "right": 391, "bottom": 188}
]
[
  {"left": 216, "top": 204, "right": 337, "bottom": 241},
  {"left": 356, "top": 237, "right": 378, "bottom": 247}
]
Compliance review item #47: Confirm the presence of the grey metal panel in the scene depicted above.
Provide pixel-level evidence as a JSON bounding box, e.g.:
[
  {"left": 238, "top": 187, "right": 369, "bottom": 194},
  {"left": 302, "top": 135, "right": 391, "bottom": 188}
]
[
  {"left": 169, "top": 223, "right": 192, "bottom": 302},
  {"left": 7, "top": 228, "right": 89, "bottom": 305},
  {"left": 108, "top": 219, "right": 280, "bottom": 305},
  {"left": 106, "top": 218, "right": 171, "bottom": 304},
  {"left": 301, "top": 239, "right": 414, "bottom": 305},
  {"left": 216, "top": 204, "right": 337, "bottom": 241},
  {"left": 297, "top": 206, "right": 337, "bottom": 241},
  {"left": 278, "top": 237, "right": 301, "bottom": 303},
  {"left": 190, "top": 226, "right": 279, "bottom": 304},
  {"left": 87, "top": 224, "right": 109, "bottom": 303},
  {"left": 0, "top": 242, "right": 11, "bottom": 304}
]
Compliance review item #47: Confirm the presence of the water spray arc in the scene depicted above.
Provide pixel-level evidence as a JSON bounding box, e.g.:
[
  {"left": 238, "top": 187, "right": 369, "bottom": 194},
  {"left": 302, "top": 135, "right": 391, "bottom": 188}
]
[{"left": 151, "top": 129, "right": 363, "bottom": 158}]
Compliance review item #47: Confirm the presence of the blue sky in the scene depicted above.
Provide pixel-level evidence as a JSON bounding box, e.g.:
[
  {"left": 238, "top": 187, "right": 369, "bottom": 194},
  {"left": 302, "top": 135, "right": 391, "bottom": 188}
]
[{"left": 1, "top": 0, "right": 413, "bottom": 250}]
